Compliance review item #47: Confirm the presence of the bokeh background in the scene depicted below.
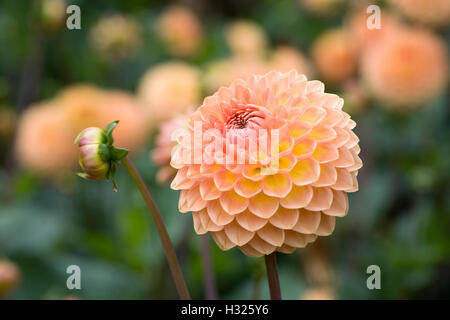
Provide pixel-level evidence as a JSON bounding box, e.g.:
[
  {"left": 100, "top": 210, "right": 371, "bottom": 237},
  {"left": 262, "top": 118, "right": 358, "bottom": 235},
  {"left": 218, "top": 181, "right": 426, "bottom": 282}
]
[{"left": 0, "top": 0, "right": 449, "bottom": 299}]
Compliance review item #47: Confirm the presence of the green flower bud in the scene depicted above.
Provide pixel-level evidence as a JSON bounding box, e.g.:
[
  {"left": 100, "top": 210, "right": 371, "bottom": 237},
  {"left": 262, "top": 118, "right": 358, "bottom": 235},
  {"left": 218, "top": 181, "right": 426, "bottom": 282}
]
[{"left": 75, "top": 121, "right": 129, "bottom": 191}]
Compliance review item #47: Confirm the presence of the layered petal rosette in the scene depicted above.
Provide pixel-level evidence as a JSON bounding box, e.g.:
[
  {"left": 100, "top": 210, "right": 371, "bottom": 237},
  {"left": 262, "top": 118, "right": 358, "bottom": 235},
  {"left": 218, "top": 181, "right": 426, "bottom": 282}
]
[{"left": 170, "top": 71, "right": 362, "bottom": 257}]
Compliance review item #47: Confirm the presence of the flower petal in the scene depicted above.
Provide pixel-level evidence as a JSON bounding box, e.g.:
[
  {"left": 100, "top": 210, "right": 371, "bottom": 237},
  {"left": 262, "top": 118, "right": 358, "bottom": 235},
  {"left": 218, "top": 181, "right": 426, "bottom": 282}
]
[
  {"left": 305, "top": 187, "right": 333, "bottom": 211},
  {"left": 179, "top": 185, "right": 207, "bottom": 213},
  {"left": 292, "top": 209, "right": 321, "bottom": 234},
  {"left": 240, "top": 244, "right": 264, "bottom": 257},
  {"left": 235, "top": 178, "right": 262, "bottom": 198},
  {"left": 236, "top": 210, "right": 268, "bottom": 232},
  {"left": 192, "top": 212, "right": 207, "bottom": 234},
  {"left": 280, "top": 185, "right": 313, "bottom": 209},
  {"left": 331, "top": 147, "right": 354, "bottom": 168},
  {"left": 292, "top": 138, "right": 317, "bottom": 159},
  {"left": 257, "top": 223, "right": 285, "bottom": 247},
  {"left": 288, "top": 120, "right": 312, "bottom": 139},
  {"left": 316, "top": 213, "right": 336, "bottom": 236},
  {"left": 211, "top": 230, "right": 236, "bottom": 250},
  {"left": 213, "top": 170, "right": 236, "bottom": 191},
  {"left": 311, "top": 143, "right": 339, "bottom": 163},
  {"left": 198, "top": 209, "right": 222, "bottom": 231},
  {"left": 308, "top": 125, "right": 336, "bottom": 142},
  {"left": 312, "top": 164, "right": 338, "bottom": 187},
  {"left": 220, "top": 189, "right": 249, "bottom": 214},
  {"left": 300, "top": 107, "right": 326, "bottom": 125},
  {"left": 207, "top": 200, "right": 234, "bottom": 226},
  {"left": 224, "top": 220, "right": 255, "bottom": 246},
  {"left": 171, "top": 167, "right": 196, "bottom": 190},
  {"left": 248, "top": 234, "right": 277, "bottom": 255},
  {"left": 323, "top": 190, "right": 348, "bottom": 217},
  {"left": 277, "top": 244, "right": 296, "bottom": 254},
  {"left": 242, "top": 165, "right": 265, "bottom": 181},
  {"left": 269, "top": 207, "right": 299, "bottom": 229},
  {"left": 262, "top": 174, "right": 292, "bottom": 198},
  {"left": 199, "top": 179, "right": 222, "bottom": 200},
  {"left": 290, "top": 158, "right": 320, "bottom": 186},
  {"left": 248, "top": 192, "right": 280, "bottom": 218},
  {"left": 284, "top": 230, "right": 308, "bottom": 248},
  {"left": 332, "top": 168, "right": 354, "bottom": 191}
]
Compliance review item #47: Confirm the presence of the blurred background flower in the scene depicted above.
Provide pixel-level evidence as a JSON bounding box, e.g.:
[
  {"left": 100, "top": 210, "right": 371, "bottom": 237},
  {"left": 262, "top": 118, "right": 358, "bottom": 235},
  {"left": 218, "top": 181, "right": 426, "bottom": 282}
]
[
  {"left": 311, "top": 28, "right": 357, "bottom": 85},
  {"left": 90, "top": 13, "right": 141, "bottom": 61},
  {"left": 0, "top": 260, "right": 21, "bottom": 299},
  {"left": 225, "top": 20, "right": 268, "bottom": 58},
  {"left": 0, "top": 0, "right": 449, "bottom": 300},
  {"left": 388, "top": 0, "right": 450, "bottom": 27},
  {"left": 360, "top": 27, "right": 448, "bottom": 108},
  {"left": 137, "top": 62, "right": 201, "bottom": 126},
  {"left": 155, "top": 5, "right": 204, "bottom": 58}
]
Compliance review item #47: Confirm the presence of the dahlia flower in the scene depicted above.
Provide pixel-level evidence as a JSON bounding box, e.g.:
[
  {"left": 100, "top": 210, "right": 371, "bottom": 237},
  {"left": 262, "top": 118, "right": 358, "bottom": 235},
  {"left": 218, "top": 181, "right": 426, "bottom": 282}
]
[
  {"left": 15, "top": 103, "right": 77, "bottom": 177},
  {"left": 361, "top": 27, "right": 448, "bottom": 107},
  {"left": 171, "top": 71, "right": 362, "bottom": 257},
  {"left": 138, "top": 62, "right": 201, "bottom": 125},
  {"left": 347, "top": 9, "right": 401, "bottom": 53},
  {"left": 156, "top": 5, "right": 204, "bottom": 57},
  {"left": 89, "top": 14, "right": 141, "bottom": 60},
  {"left": 311, "top": 29, "right": 357, "bottom": 84},
  {"left": 389, "top": 0, "right": 450, "bottom": 27},
  {"left": 226, "top": 20, "right": 268, "bottom": 58},
  {"left": 59, "top": 85, "right": 148, "bottom": 153}
]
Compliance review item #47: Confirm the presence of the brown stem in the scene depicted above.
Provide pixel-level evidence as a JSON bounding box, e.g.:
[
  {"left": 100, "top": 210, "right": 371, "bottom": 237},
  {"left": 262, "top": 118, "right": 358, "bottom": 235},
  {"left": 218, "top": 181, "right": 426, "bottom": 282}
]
[
  {"left": 264, "top": 253, "right": 282, "bottom": 300},
  {"left": 199, "top": 234, "right": 218, "bottom": 299},
  {"left": 121, "top": 157, "right": 190, "bottom": 300}
]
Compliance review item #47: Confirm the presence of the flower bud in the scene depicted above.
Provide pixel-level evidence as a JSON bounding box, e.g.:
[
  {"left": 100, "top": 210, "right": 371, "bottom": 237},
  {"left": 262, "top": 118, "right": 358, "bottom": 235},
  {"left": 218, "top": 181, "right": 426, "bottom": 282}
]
[
  {"left": 0, "top": 260, "right": 21, "bottom": 299},
  {"left": 75, "top": 127, "right": 109, "bottom": 180},
  {"left": 75, "top": 121, "right": 129, "bottom": 190}
]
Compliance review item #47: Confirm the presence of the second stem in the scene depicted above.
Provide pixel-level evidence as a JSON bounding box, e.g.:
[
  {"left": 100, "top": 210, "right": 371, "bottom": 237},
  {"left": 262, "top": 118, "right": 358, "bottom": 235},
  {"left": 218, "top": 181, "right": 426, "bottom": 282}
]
[{"left": 122, "top": 156, "right": 190, "bottom": 300}]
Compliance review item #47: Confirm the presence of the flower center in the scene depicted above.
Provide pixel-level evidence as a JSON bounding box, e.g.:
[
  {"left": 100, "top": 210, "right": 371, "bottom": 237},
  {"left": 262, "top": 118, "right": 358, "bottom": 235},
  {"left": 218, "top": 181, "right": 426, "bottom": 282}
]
[{"left": 226, "top": 107, "right": 264, "bottom": 129}]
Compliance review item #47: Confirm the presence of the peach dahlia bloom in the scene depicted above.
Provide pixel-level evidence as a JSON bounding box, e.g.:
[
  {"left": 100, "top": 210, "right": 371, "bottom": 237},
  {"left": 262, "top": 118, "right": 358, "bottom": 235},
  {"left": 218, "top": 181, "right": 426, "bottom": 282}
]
[
  {"left": 361, "top": 27, "right": 448, "bottom": 107},
  {"left": 170, "top": 71, "right": 362, "bottom": 257}
]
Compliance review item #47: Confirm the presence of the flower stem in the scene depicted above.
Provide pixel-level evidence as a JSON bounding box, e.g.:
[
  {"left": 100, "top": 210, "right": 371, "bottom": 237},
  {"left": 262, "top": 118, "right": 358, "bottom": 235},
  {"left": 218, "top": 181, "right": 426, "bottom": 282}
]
[
  {"left": 121, "top": 156, "right": 190, "bottom": 300},
  {"left": 264, "top": 253, "right": 282, "bottom": 300},
  {"left": 199, "top": 235, "right": 218, "bottom": 300}
]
